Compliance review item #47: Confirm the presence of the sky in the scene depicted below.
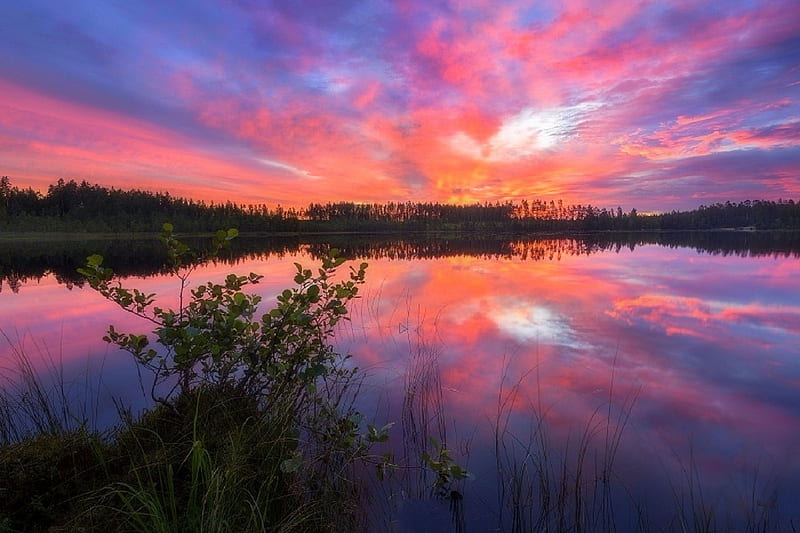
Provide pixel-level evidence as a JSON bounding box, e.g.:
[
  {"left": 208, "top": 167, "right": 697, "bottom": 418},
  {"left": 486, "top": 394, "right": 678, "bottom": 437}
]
[{"left": 0, "top": 0, "right": 798, "bottom": 211}]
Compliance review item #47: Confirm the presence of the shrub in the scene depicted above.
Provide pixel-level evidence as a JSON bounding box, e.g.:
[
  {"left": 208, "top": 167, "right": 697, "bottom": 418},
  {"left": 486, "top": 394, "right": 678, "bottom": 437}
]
[{"left": 74, "top": 225, "right": 376, "bottom": 531}]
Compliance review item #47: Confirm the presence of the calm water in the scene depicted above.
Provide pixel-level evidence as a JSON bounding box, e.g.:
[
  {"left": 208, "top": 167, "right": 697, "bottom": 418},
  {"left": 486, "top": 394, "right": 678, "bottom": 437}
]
[{"left": 2, "top": 234, "right": 799, "bottom": 530}]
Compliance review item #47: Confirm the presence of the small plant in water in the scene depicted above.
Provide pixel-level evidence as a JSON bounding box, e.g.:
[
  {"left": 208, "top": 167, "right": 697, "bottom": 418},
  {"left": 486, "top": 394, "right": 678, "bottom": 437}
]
[{"left": 421, "top": 436, "right": 471, "bottom": 499}]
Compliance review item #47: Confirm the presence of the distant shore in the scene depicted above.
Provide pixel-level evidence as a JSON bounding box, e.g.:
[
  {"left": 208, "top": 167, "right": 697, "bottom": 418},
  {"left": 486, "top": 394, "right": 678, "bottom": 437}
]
[{"left": 3, "top": 226, "right": 797, "bottom": 242}]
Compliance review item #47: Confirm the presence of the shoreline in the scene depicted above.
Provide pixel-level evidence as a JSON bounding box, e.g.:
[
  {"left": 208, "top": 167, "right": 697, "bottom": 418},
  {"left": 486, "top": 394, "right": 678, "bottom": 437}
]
[{"left": 1, "top": 226, "right": 796, "bottom": 242}]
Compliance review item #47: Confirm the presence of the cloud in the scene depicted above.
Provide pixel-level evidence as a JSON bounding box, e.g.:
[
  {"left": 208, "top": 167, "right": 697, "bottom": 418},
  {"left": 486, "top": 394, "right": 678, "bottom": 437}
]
[
  {"left": 0, "top": 0, "right": 797, "bottom": 210},
  {"left": 492, "top": 300, "right": 590, "bottom": 350},
  {"left": 449, "top": 103, "right": 603, "bottom": 162}
]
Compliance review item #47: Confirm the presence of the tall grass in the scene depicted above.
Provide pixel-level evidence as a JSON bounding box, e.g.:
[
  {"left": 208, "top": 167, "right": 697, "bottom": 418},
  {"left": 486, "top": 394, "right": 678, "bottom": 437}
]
[
  {"left": 0, "top": 330, "right": 96, "bottom": 442},
  {"left": 491, "top": 354, "right": 639, "bottom": 532},
  {"left": 365, "top": 314, "right": 795, "bottom": 532},
  {"left": 400, "top": 313, "right": 448, "bottom": 498},
  {"left": 2, "top": 322, "right": 797, "bottom": 532},
  {"left": 0, "top": 336, "right": 372, "bottom": 532},
  {"left": 0, "top": 330, "right": 112, "bottom": 529},
  {"left": 89, "top": 385, "right": 324, "bottom": 532}
]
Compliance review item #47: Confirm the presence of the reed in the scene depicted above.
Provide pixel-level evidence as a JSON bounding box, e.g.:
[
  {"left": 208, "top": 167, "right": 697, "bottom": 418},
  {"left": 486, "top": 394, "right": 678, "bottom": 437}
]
[{"left": 1, "top": 242, "right": 797, "bottom": 532}]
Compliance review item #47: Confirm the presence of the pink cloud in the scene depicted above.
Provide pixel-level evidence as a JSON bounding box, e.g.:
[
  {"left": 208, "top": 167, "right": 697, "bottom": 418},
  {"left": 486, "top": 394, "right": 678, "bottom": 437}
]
[{"left": 2, "top": 0, "right": 798, "bottom": 212}]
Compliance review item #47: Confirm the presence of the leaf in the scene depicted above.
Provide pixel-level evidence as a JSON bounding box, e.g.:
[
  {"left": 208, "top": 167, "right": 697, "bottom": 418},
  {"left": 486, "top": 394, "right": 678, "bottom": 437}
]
[
  {"left": 280, "top": 451, "right": 302, "bottom": 473},
  {"left": 162, "top": 222, "right": 174, "bottom": 233},
  {"left": 307, "top": 284, "right": 320, "bottom": 301}
]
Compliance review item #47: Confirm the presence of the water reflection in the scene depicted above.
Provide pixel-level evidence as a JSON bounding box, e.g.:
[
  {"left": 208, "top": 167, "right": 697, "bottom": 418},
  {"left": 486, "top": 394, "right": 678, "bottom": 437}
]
[
  {"left": 2, "top": 231, "right": 799, "bottom": 293},
  {"left": 1, "top": 235, "right": 798, "bottom": 529},
  {"left": 343, "top": 246, "right": 800, "bottom": 529}
]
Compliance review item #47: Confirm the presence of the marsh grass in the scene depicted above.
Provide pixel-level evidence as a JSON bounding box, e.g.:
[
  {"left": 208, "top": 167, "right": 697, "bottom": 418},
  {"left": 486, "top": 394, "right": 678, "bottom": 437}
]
[
  {"left": 491, "top": 354, "right": 640, "bottom": 533},
  {"left": 659, "top": 443, "right": 790, "bottom": 533},
  {"left": 490, "top": 353, "right": 800, "bottom": 533},
  {"left": 0, "top": 330, "right": 95, "bottom": 443},
  {"left": 0, "top": 330, "right": 111, "bottom": 529},
  {"left": 367, "top": 316, "right": 795, "bottom": 533},
  {"left": 88, "top": 385, "right": 320, "bottom": 533},
  {"left": 0, "top": 339, "right": 371, "bottom": 532},
  {"left": 2, "top": 302, "right": 798, "bottom": 531},
  {"left": 400, "top": 313, "right": 448, "bottom": 498}
]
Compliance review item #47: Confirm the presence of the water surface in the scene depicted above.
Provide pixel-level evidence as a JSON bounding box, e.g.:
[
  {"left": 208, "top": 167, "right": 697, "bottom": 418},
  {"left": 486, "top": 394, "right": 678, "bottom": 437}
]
[{"left": 1, "top": 233, "right": 798, "bottom": 530}]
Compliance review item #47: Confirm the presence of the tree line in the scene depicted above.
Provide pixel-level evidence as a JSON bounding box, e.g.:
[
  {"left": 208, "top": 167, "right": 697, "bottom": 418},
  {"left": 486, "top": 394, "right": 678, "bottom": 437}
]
[
  {"left": 1, "top": 177, "right": 799, "bottom": 233},
  {"left": 4, "top": 231, "right": 799, "bottom": 295}
]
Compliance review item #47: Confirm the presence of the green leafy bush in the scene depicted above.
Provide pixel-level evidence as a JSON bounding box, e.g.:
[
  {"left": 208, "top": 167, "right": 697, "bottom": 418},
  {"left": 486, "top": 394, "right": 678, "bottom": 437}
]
[
  {"left": 79, "top": 224, "right": 367, "bottom": 405},
  {"left": 74, "top": 225, "right": 377, "bottom": 531}
]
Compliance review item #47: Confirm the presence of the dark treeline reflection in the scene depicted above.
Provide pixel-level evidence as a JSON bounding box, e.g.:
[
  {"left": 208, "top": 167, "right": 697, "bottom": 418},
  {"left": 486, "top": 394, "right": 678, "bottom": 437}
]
[{"left": 3, "top": 231, "right": 800, "bottom": 293}]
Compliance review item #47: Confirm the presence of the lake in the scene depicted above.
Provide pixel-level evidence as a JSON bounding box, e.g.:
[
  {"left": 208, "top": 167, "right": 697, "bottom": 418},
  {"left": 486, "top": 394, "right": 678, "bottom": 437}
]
[{"left": 1, "top": 232, "right": 799, "bottom": 530}]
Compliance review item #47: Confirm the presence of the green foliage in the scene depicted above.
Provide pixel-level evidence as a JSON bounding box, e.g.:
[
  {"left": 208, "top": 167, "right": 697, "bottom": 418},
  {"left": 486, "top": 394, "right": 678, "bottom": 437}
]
[
  {"left": 80, "top": 224, "right": 368, "bottom": 403},
  {"left": 0, "top": 178, "right": 303, "bottom": 233},
  {"left": 73, "top": 225, "right": 386, "bottom": 530},
  {"left": 421, "top": 436, "right": 471, "bottom": 499},
  {"left": 88, "top": 385, "right": 306, "bottom": 533}
]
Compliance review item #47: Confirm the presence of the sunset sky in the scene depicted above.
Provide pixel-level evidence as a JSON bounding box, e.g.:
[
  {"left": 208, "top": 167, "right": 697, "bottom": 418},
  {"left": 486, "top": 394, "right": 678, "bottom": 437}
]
[{"left": 1, "top": 0, "right": 798, "bottom": 211}]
